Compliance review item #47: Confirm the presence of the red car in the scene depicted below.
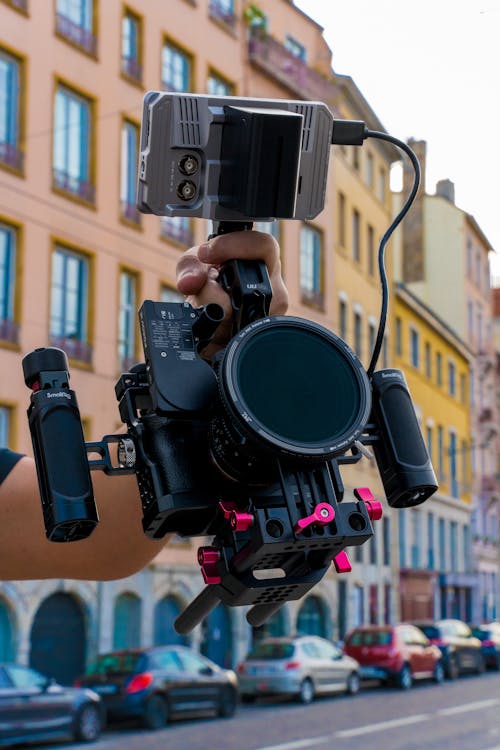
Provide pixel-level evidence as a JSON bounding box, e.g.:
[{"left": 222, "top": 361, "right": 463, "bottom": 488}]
[{"left": 343, "top": 624, "right": 444, "bottom": 689}]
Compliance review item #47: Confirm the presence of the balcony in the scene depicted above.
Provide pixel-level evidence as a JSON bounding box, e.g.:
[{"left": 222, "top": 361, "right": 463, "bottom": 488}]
[
  {"left": 478, "top": 406, "right": 498, "bottom": 437},
  {"left": 160, "top": 217, "right": 194, "bottom": 246},
  {"left": 0, "top": 141, "right": 24, "bottom": 172},
  {"left": 0, "top": 318, "right": 20, "bottom": 345},
  {"left": 56, "top": 12, "right": 97, "bottom": 56},
  {"left": 50, "top": 335, "right": 92, "bottom": 365},
  {"left": 477, "top": 348, "right": 495, "bottom": 374},
  {"left": 121, "top": 56, "right": 142, "bottom": 84},
  {"left": 248, "top": 31, "right": 339, "bottom": 104},
  {"left": 53, "top": 169, "right": 95, "bottom": 204},
  {"left": 121, "top": 201, "right": 141, "bottom": 226},
  {"left": 208, "top": 0, "right": 237, "bottom": 31}
]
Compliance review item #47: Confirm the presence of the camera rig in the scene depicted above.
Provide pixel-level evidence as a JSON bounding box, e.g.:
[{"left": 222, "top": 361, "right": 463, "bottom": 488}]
[{"left": 22, "top": 93, "right": 439, "bottom": 634}]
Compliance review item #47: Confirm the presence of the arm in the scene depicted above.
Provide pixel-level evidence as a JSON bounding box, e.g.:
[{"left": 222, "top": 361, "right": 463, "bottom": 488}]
[{"left": 0, "top": 231, "right": 287, "bottom": 581}]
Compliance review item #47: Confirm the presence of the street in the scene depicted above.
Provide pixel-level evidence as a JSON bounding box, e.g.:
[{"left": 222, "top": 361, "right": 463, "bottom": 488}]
[{"left": 43, "top": 671, "right": 500, "bottom": 750}]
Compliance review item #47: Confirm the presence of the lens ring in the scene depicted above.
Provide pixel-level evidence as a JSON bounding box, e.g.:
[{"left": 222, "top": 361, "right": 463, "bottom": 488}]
[{"left": 218, "top": 316, "right": 371, "bottom": 460}]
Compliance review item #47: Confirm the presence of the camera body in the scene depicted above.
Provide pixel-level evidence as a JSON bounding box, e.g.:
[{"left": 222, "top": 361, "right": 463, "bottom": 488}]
[{"left": 137, "top": 92, "right": 333, "bottom": 221}]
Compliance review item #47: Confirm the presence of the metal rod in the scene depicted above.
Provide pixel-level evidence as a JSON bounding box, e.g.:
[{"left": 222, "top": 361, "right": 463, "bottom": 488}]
[
  {"left": 174, "top": 586, "right": 221, "bottom": 635},
  {"left": 246, "top": 601, "right": 284, "bottom": 628}
]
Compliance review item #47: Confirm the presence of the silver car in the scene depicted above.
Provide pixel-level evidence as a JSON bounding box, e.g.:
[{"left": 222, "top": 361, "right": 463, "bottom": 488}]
[{"left": 237, "top": 636, "right": 360, "bottom": 704}]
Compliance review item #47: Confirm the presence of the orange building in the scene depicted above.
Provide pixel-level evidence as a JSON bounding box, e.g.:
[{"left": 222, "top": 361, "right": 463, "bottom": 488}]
[{"left": 0, "top": 0, "right": 399, "bottom": 678}]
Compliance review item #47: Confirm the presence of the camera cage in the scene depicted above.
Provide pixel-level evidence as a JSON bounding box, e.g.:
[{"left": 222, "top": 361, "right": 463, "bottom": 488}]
[{"left": 22, "top": 94, "right": 438, "bottom": 634}]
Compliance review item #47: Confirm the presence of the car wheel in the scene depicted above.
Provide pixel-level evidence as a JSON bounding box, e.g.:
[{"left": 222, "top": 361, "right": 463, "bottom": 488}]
[
  {"left": 446, "top": 655, "right": 459, "bottom": 680},
  {"left": 142, "top": 694, "right": 168, "bottom": 730},
  {"left": 297, "top": 678, "right": 315, "bottom": 704},
  {"left": 218, "top": 686, "right": 238, "bottom": 718},
  {"left": 433, "top": 661, "right": 445, "bottom": 684},
  {"left": 346, "top": 671, "right": 360, "bottom": 695},
  {"left": 73, "top": 703, "right": 102, "bottom": 743},
  {"left": 241, "top": 694, "right": 256, "bottom": 704},
  {"left": 397, "top": 664, "right": 413, "bottom": 690}
]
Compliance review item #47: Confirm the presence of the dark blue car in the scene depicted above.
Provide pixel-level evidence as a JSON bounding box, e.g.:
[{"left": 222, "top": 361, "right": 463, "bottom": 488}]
[
  {"left": 471, "top": 624, "right": 500, "bottom": 670},
  {"left": 0, "top": 663, "right": 103, "bottom": 746}
]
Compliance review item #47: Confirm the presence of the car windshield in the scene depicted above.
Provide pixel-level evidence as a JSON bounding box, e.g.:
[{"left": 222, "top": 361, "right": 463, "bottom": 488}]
[
  {"left": 247, "top": 642, "right": 295, "bottom": 660},
  {"left": 346, "top": 630, "right": 393, "bottom": 646},
  {"left": 86, "top": 652, "right": 146, "bottom": 675},
  {"left": 415, "top": 624, "right": 440, "bottom": 639}
]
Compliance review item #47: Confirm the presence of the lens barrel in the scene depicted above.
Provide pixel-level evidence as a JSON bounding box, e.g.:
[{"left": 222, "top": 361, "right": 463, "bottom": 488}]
[{"left": 210, "top": 317, "right": 371, "bottom": 480}]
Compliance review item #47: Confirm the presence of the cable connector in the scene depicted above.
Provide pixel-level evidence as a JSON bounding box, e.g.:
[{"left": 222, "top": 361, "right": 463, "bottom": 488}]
[{"left": 331, "top": 120, "right": 367, "bottom": 146}]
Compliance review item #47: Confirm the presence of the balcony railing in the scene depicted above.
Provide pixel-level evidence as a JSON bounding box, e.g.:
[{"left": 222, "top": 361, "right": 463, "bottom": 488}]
[
  {"left": 160, "top": 217, "right": 194, "bottom": 246},
  {"left": 208, "top": 0, "right": 237, "bottom": 30},
  {"left": 0, "top": 318, "right": 20, "bottom": 345},
  {"left": 50, "top": 335, "right": 93, "bottom": 364},
  {"left": 0, "top": 141, "right": 24, "bottom": 172},
  {"left": 248, "top": 30, "right": 339, "bottom": 104},
  {"left": 300, "top": 288, "right": 325, "bottom": 310},
  {"left": 56, "top": 12, "right": 97, "bottom": 56},
  {"left": 121, "top": 200, "right": 141, "bottom": 225},
  {"left": 121, "top": 55, "right": 142, "bottom": 83},
  {"left": 53, "top": 169, "right": 95, "bottom": 204}
]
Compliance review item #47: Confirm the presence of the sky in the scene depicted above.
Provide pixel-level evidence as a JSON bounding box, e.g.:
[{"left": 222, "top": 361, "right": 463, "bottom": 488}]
[{"left": 294, "top": 0, "right": 500, "bottom": 280}]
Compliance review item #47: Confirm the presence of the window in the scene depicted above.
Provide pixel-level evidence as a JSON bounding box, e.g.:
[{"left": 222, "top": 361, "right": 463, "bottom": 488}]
[
  {"left": 0, "top": 405, "right": 11, "bottom": 447},
  {"left": 461, "top": 439, "right": 468, "bottom": 491},
  {"left": 254, "top": 220, "right": 280, "bottom": 242},
  {"left": 160, "top": 285, "right": 183, "bottom": 303},
  {"left": 425, "top": 342, "right": 431, "bottom": 377},
  {"left": 339, "top": 298, "right": 347, "bottom": 340},
  {"left": 207, "top": 71, "right": 233, "bottom": 96},
  {"left": 411, "top": 510, "right": 420, "bottom": 568},
  {"left": 337, "top": 192, "right": 346, "bottom": 247},
  {"left": 426, "top": 425, "right": 433, "bottom": 461},
  {"left": 368, "top": 320, "right": 376, "bottom": 359},
  {"left": 438, "top": 517, "right": 446, "bottom": 570},
  {"left": 449, "top": 431, "right": 458, "bottom": 498},
  {"left": 53, "top": 83, "right": 94, "bottom": 203},
  {"left": 395, "top": 317, "right": 402, "bottom": 356},
  {"left": 365, "top": 151, "right": 374, "bottom": 187},
  {"left": 399, "top": 510, "right": 406, "bottom": 568},
  {"left": 437, "top": 425, "right": 444, "bottom": 481},
  {"left": 118, "top": 269, "right": 138, "bottom": 370},
  {"left": 161, "top": 41, "right": 192, "bottom": 92},
  {"left": 369, "top": 530, "right": 377, "bottom": 565},
  {"left": 0, "top": 48, "right": 23, "bottom": 172},
  {"left": 427, "top": 512, "right": 435, "bottom": 569},
  {"left": 450, "top": 521, "right": 458, "bottom": 571},
  {"left": 436, "top": 351, "right": 442, "bottom": 386},
  {"left": 354, "top": 311, "right": 362, "bottom": 359},
  {"left": 448, "top": 360, "right": 456, "bottom": 396},
  {"left": 160, "top": 215, "right": 194, "bottom": 246},
  {"left": 122, "top": 8, "right": 142, "bottom": 83},
  {"left": 367, "top": 224, "right": 375, "bottom": 276},
  {"left": 463, "top": 525, "right": 471, "bottom": 571},
  {"left": 209, "top": 0, "right": 236, "bottom": 29},
  {"left": 56, "top": 0, "right": 96, "bottom": 56},
  {"left": 0, "top": 222, "right": 18, "bottom": 343},
  {"left": 467, "top": 299, "right": 474, "bottom": 339},
  {"left": 120, "top": 120, "right": 140, "bottom": 224},
  {"left": 378, "top": 167, "right": 386, "bottom": 202},
  {"left": 382, "top": 516, "right": 390, "bottom": 566},
  {"left": 352, "top": 209, "right": 361, "bottom": 262},
  {"left": 50, "top": 245, "right": 91, "bottom": 362},
  {"left": 300, "top": 225, "right": 323, "bottom": 307},
  {"left": 410, "top": 328, "right": 419, "bottom": 368},
  {"left": 284, "top": 35, "right": 306, "bottom": 61}
]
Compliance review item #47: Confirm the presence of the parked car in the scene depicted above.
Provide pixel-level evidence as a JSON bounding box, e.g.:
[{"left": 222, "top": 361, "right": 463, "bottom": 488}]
[
  {"left": 343, "top": 624, "right": 443, "bottom": 689},
  {"left": 0, "top": 663, "right": 103, "bottom": 746},
  {"left": 75, "top": 646, "right": 239, "bottom": 729},
  {"left": 470, "top": 624, "right": 500, "bottom": 670},
  {"left": 411, "top": 619, "right": 484, "bottom": 678},
  {"left": 237, "top": 635, "right": 361, "bottom": 704}
]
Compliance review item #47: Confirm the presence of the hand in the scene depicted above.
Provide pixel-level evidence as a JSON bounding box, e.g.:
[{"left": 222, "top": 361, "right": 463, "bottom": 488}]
[{"left": 176, "top": 230, "right": 288, "bottom": 353}]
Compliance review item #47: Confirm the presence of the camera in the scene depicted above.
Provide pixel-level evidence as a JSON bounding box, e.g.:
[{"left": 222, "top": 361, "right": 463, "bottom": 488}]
[{"left": 23, "top": 93, "right": 438, "bottom": 633}]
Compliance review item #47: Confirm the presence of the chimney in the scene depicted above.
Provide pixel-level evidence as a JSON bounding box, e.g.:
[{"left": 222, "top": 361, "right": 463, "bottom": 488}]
[
  {"left": 435, "top": 179, "right": 455, "bottom": 204},
  {"left": 402, "top": 139, "right": 426, "bottom": 282}
]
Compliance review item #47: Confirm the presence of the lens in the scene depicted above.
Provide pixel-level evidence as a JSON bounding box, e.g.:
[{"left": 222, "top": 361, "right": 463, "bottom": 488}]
[{"left": 217, "top": 317, "right": 371, "bottom": 462}]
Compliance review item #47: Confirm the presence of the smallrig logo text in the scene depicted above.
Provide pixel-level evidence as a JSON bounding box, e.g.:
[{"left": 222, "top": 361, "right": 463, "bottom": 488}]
[{"left": 46, "top": 392, "right": 71, "bottom": 400}]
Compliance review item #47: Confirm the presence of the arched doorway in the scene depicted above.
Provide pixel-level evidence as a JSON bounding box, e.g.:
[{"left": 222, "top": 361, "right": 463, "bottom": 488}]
[
  {"left": 113, "top": 592, "right": 142, "bottom": 650},
  {"left": 30, "top": 593, "right": 86, "bottom": 685},
  {"left": 153, "top": 595, "right": 188, "bottom": 646},
  {"left": 0, "top": 599, "right": 15, "bottom": 661},
  {"left": 201, "top": 604, "right": 232, "bottom": 667},
  {"left": 296, "top": 596, "right": 329, "bottom": 638}
]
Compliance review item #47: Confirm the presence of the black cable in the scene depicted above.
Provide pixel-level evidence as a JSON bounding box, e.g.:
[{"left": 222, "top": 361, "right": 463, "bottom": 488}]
[{"left": 363, "top": 131, "right": 421, "bottom": 377}]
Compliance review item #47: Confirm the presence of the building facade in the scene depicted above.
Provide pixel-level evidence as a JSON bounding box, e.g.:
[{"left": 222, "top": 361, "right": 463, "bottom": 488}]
[{"left": 397, "top": 141, "right": 499, "bottom": 622}]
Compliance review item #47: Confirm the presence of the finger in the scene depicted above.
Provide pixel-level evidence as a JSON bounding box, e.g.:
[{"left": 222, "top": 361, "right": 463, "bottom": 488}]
[
  {"left": 199, "top": 231, "right": 280, "bottom": 274},
  {"left": 176, "top": 248, "right": 210, "bottom": 296}
]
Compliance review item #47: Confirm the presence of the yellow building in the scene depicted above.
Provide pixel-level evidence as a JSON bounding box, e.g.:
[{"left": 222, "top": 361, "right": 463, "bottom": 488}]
[{"left": 394, "top": 283, "right": 473, "bottom": 621}]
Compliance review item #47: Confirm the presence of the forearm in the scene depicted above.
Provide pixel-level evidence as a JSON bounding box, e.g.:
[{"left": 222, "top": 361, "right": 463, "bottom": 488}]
[{"left": 0, "top": 456, "right": 164, "bottom": 581}]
